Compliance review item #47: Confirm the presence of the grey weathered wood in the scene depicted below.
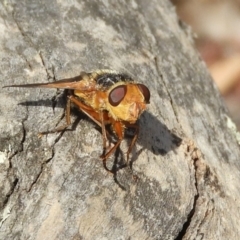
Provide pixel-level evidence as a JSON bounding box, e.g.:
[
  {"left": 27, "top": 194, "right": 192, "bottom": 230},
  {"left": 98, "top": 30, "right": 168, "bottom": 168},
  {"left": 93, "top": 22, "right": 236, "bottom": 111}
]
[{"left": 1, "top": 0, "right": 240, "bottom": 239}]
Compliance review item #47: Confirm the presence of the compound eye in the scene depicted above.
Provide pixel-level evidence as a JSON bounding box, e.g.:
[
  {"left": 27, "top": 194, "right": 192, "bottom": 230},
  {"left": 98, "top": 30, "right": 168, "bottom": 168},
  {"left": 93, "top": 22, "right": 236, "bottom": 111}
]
[
  {"left": 137, "top": 84, "right": 150, "bottom": 103},
  {"left": 109, "top": 85, "right": 127, "bottom": 106}
]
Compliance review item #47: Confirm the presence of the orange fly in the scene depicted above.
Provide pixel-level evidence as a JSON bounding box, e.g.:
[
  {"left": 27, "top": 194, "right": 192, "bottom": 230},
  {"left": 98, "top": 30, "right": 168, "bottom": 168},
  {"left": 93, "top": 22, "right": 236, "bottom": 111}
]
[{"left": 3, "top": 70, "right": 150, "bottom": 172}]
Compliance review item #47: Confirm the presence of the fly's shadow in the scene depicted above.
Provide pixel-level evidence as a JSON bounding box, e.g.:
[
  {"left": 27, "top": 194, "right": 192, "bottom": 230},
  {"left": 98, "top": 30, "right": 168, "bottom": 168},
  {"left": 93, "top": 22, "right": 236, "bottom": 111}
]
[
  {"left": 105, "top": 111, "right": 182, "bottom": 189},
  {"left": 137, "top": 111, "right": 182, "bottom": 155}
]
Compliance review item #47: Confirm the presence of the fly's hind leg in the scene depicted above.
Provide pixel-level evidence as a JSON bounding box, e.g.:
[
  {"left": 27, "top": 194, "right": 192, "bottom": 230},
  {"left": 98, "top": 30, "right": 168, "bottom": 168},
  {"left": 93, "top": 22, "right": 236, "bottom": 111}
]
[{"left": 38, "top": 94, "right": 72, "bottom": 137}]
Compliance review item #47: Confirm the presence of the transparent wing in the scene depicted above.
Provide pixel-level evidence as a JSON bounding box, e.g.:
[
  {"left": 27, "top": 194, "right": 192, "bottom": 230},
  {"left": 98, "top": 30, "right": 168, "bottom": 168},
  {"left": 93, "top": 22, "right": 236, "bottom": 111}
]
[{"left": 3, "top": 73, "right": 96, "bottom": 91}]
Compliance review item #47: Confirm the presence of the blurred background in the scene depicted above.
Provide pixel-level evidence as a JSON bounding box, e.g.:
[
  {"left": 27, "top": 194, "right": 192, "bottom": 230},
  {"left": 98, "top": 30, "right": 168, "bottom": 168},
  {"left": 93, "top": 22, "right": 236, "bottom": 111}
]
[{"left": 171, "top": 0, "right": 240, "bottom": 130}]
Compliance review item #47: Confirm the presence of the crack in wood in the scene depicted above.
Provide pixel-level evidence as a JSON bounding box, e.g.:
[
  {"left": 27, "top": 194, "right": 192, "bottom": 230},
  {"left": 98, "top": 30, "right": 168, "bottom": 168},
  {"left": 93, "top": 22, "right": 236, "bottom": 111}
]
[
  {"left": 2, "top": 178, "right": 18, "bottom": 211},
  {"left": 26, "top": 129, "right": 66, "bottom": 193},
  {"left": 0, "top": 95, "right": 29, "bottom": 212},
  {"left": 39, "top": 51, "right": 53, "bottom": 80},
  {"left": 154, "top": 56, "right": 183, "bottom": 134},
  {"left": 175, "top": 143, "right": 200, "bottom": 239}
]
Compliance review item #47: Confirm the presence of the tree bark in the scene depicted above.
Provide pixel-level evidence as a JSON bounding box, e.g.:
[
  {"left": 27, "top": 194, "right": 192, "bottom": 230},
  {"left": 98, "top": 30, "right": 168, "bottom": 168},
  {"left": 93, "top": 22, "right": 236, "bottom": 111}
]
[{"left": 1, "top": 0, "right": 240, "bottom": 239}]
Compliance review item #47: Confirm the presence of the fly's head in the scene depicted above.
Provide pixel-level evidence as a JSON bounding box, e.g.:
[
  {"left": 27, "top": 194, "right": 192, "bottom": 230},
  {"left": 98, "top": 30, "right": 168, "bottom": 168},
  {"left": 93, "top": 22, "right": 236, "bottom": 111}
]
[{"left": 107, "top": 82, "right": 150, "bottom": 123}]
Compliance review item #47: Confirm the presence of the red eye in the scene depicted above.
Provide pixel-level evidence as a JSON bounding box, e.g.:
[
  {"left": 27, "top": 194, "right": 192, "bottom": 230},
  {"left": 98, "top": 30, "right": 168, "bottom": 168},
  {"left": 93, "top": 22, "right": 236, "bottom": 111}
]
[
  {"left": 109, "top": 85, "right": 127, "bottom": 106},
  {"left": 137, "top": 84, "right": 150, "bottom": 103}
]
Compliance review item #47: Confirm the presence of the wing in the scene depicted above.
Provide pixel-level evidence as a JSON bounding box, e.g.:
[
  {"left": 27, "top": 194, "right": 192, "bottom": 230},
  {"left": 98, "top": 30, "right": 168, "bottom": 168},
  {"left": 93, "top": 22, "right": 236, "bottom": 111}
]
[
  {"left": 3, "top": 72, "right": 97, "bottom": 91},
  {"left": 3, "top": 70, "right": 136, "bottom": 92}
]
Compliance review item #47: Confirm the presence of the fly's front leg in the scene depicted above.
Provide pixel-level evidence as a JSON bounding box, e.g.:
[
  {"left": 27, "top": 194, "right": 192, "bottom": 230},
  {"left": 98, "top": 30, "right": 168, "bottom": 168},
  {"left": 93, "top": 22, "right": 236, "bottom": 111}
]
[
  {"left": 125, "top": 123, "right": 139, "bottom": 163},
  {"left": 100, "top": 121, "right": 124, "bottom": 172},
  {"left": 100, "top": 111, "right": 108, "bottom": 155}
]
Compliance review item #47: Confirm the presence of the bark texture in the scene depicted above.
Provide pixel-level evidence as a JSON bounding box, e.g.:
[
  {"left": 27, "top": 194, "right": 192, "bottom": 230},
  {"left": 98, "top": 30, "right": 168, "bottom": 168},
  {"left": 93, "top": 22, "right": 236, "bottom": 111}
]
[{"left": 0, "top": 0, "right": 240, "bottom": 239}]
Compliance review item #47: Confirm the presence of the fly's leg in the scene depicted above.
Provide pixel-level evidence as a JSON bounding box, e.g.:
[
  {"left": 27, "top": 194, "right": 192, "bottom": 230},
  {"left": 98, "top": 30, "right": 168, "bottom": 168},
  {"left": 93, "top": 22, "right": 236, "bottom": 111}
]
[
  {"left": 38, "top": 96, "right": 72, "bottom": 136},
  {"left": 100, "top": 121, "right": 138, "bottom": 171},
  {"left": 100, "top": 121, "right": 124, "bottom": 172},
  {"left": 100, "top": 111, "right": 108, "bottom": 156},
  {"left": 68, "top": 95, "right": 107, "bottom": 127},
  {"left": 125, "top": 123, "right": 139, "bottom": 163},
  {"left": 69, "top": 96, "right": 113, "bottom": 173}
]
